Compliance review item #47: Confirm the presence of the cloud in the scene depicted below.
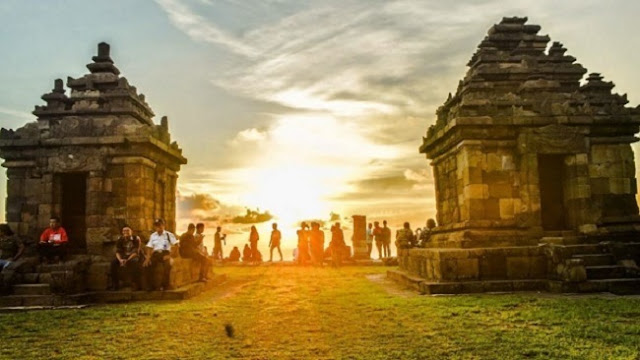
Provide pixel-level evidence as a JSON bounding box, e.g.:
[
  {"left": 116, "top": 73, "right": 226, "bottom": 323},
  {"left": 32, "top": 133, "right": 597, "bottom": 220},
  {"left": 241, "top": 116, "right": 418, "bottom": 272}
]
[
  {"left": 155, "top": 0, "right": 623, "bottom": 225},
  {"left": 0, "top": 106, "right": 33, "bottom": 121},
  {"left": 177, "top": 192, "right": 244, "bottom": 222}
]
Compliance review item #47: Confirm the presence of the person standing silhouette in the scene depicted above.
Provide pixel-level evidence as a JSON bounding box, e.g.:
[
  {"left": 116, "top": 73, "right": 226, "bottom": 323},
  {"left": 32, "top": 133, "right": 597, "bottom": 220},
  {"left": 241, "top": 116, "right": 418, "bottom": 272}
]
[
  {"left": 269, "top": 223, "right": 283, "bottom": 262},
  {"left": 309, "top": 222, "right": 325, "bottom": 266},
  {"left": 372, "top": 221, "right": 383, "bottom": 260},
  {"left": 297, "top": 222, "right": 310, "bottom": 265},
  {"left": 249, "top": 226, "right": 259, "bottom": 263},
  {"left": 330, "top": 222, "right": 346, "bottom": 267},
  {"left": 382, "top": 220, "right": 392, "bottom": 258}
]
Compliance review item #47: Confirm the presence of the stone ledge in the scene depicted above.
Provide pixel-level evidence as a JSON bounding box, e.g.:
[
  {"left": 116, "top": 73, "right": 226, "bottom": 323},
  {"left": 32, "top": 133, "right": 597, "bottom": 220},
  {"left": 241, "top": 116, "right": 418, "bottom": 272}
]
[{"left": 0, "top": 274, "right": 227, "bottom": 309}]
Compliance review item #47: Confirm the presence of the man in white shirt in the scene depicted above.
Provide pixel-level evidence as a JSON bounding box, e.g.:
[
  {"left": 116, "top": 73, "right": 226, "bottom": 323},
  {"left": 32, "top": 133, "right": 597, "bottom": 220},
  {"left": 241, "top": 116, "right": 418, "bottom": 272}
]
[{"left": 143, "top": 218, "right": 178, "bottom": 291}]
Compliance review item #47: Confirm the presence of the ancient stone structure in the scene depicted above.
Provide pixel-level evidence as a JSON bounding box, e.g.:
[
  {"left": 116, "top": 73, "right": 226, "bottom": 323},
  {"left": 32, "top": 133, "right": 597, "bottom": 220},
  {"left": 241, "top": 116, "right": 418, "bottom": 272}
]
[
  {"left": 0, "top": 43, "right": 213, "bottom": 298},
  {"left": 390, "top": 17, "right": 640, "bottom": 294},
  {"left": 351, "top": 215, "right": 369, "bottom": 259}
]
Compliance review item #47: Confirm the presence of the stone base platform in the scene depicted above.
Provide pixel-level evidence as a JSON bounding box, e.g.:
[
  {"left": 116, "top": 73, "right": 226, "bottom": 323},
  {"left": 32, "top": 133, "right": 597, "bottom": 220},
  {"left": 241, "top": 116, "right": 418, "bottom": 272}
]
[
  {"left": 388, "top": 269, "right": 548, "bottom": 294},
  {"left": 390, "top": 240, "right": 640, "bottom": 295},
  {"left": 0, "top": 273, "right": 227, "bottom": 310}
]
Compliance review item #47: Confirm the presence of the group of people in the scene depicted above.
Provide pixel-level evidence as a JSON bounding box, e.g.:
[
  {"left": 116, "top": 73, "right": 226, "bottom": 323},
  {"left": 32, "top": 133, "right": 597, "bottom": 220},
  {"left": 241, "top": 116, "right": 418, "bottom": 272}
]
[
  {"left": 0, "top": 215, "right": 440, "bottom": 292},
  {"left": 229, "top": 221, "right": 347, "bottom": 267},
  {"left": 394, "top": 218, "right": 438, "bottom": 250},
  {"left": 365, "top": 220, "right": 392, "bottom": 259},
  {"left": 292, "top": 221, "right": 346, "bottom": 267}
]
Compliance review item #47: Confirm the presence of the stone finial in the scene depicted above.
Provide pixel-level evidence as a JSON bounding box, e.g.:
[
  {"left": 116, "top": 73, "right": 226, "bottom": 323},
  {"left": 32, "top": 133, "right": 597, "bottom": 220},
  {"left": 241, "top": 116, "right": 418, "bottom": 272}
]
[
  {"left": 92, "top": 42, "right": 113, "bottom": 64},
  {"left": 53, "top": 79, "right": 64, "bottom": 93},
  {"left": 98, "top": 42, "right": 110, "bottom": 57},
  {"left": 161, "top": 116, "right": 169, "bottom": 130},
  {"left": 139, "top": 93, "right": 145, "bottom": 102},
  {"left": 88, "top": 42, "right": 119, "bottom": 74}
]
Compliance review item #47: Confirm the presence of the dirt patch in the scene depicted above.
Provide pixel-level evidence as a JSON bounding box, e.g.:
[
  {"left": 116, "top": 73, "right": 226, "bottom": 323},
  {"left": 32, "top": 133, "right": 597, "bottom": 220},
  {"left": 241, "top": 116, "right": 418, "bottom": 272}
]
[{"left": 365, "top": 273, "right": 417, "bottom": 298}]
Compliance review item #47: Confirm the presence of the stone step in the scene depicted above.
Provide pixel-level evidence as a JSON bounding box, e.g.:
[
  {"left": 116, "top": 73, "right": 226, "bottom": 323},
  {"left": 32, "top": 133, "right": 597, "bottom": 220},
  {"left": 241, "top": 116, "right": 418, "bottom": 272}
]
[
  {"left": 572, "top": 254, "right": 615, "bottom": 266},
  {"left": 13, "top": 284, "right": 51, "bottom": 296},
  {"left": 561, "top": 244, "right": 608, "bottom": 256},
  {"left": 20, "top": 273, "right": 40, "bottom": 284},
  {"left": 420, "top": 279, "right": 548, "bottom": 294},
  {"left": 0, "top": 295, "right": 64, "bottom": 307},
  {"left": 586, "top": 279, "right": 640, "bottom": 295},
  {"left": 585, "top": 265, "right": 628, "bottom": 280}
]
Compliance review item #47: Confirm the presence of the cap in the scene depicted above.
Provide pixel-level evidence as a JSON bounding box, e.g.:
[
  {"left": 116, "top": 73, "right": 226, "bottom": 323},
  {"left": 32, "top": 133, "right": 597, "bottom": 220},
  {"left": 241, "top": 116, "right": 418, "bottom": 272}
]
[{"left": 154, "top": 218, "right": 165, "bottom": 225}]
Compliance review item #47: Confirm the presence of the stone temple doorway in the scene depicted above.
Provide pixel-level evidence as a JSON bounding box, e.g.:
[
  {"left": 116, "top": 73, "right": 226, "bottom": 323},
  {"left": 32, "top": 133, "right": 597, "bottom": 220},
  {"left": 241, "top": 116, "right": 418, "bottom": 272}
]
[
  {"left": 59, "top": 172, "right": 87, "bottom": 252},
  {"left": 538, "top": 154, "right": 568, "bottom": 231}
]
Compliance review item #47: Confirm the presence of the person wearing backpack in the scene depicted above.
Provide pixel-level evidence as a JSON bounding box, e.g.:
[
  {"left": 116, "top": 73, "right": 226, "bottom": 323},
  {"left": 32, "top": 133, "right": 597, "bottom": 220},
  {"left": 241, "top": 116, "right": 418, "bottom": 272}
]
[{"left": 143, "top": 218, "right": 178, "bottom": 291}]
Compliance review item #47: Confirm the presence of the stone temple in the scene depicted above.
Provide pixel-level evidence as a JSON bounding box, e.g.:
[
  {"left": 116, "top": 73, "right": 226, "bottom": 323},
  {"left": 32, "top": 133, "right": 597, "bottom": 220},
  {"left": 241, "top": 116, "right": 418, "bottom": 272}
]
[
  {"left": 0, "top": 43, "right": 213, "bottom": 301},
  {"left": 390, "top": 17, "right": 640, "bottom": 294}
]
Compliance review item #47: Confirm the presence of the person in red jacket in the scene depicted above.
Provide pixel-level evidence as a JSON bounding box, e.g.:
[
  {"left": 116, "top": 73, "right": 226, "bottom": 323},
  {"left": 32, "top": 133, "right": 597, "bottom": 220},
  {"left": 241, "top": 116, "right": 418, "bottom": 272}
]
[{"left": 39, "top": 216, "right": 69, "bottom": 263}]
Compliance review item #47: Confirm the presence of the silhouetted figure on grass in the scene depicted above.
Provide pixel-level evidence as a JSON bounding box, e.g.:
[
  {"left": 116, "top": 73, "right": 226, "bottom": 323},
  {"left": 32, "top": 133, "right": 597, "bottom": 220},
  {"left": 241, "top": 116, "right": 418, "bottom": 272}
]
[
  {"left": 330, "top": 222, "right": 346, "bottom": 267},
  {"left": 382, "top": 220, "right": 391, "bottom": 258},
  {"left": 297, "top": 222, "right": 310, "bottom": 265},
  {"left": 366, "top": 222, "right": 373, "bottom": 258},
  {"left": 309, "top": 222, "right": 325, "bottom": 266},
  {"left": 38, "top": 216, "right": 68, "bottom": 263},
  {"left": 269, "top": 223, "right": 283, "bottom": 262},
  {"left": 228, "top": 246, "right": 241, "bottom": 262},
  {"left": 242, "top": 244, "right": 252, "bottom": 262},
  {"left": 213, "top": 226, "right": 226, "bottom": 260},
  {"left": 372, "top": 221, "right": 383, "bottom": 260},
  {"left": 249, "top": 226, "right": 259, "bottom": 262}
]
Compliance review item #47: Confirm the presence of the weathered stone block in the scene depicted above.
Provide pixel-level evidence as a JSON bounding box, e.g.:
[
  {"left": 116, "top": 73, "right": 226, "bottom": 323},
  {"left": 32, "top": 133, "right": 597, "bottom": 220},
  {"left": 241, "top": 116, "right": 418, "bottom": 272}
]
[{"left": 464, "top": 184, "right": 489, "bottom": 199}]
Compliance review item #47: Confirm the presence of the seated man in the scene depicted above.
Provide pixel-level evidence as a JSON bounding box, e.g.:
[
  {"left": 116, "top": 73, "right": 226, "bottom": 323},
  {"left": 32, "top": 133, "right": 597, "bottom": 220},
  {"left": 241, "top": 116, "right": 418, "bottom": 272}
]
[
  {"left": 395, "top": 222, "right": 415, "bottom": 251},
  {"left": 228, "top": 246, "right": 241, "bottom": 262},
  {"left": 179, "top": 223, "right": 211, "bottom": 282},
  {"left": 110, "top": 225, "right": 142, "bottom": 290},
  {"left": 38, "top": 216, "right": 68, "bottom": 263},
  {"left": 0, "top": 224, "right": 24, "bottom": 271},
  {"left": 143, "top": 218, "right": 178, "bottom": 291},
  {"left": 242, "top": 244, "right": 252, "bottom": 262}
]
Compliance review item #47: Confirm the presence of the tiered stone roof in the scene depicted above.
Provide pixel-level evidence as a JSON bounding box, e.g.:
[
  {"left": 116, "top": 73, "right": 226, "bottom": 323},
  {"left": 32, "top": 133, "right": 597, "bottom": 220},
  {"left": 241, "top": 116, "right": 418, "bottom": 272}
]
[
  {"left": 420, "top": 16, "right": 640, "bottom": 156},
  {"left": 33, "top": 42, "right": 155, "bottom": 125}
]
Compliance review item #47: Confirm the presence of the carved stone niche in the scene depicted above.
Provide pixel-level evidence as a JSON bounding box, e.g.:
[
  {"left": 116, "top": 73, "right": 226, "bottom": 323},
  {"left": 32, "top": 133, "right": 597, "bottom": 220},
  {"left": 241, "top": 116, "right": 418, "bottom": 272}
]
[{"left": 517, "top": 124, "right": 588, "bottom": 155}]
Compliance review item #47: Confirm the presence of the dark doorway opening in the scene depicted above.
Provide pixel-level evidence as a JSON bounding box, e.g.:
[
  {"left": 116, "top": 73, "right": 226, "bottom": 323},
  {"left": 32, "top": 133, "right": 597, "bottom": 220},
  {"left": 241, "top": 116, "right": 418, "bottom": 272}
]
[
  {"left": 538, "top": 154, "right": 568, "bottom": 231},
  {"left": 60, "top": 172, "right": 87, "bottom": 251}
]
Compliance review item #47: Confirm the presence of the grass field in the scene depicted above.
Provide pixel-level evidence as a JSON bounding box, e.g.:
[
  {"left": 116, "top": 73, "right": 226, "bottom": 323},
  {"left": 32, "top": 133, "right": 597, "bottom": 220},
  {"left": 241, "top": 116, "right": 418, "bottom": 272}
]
[{"left": 0, "top": 266, "right": 639, "bottom": 359}]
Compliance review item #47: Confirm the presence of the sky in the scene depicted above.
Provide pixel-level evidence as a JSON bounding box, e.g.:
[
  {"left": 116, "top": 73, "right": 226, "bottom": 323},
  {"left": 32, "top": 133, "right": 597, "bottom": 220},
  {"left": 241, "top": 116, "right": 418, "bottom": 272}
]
[{"left": 1, "top": 0, "right": 640, "bottom": 256}]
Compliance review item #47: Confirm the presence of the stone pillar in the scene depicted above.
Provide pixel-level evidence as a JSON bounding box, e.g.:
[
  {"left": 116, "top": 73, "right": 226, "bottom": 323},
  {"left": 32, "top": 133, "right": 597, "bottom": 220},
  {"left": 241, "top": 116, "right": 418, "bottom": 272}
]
[{"left": 351, "top": 215, "right": 368, "bottom": 259}]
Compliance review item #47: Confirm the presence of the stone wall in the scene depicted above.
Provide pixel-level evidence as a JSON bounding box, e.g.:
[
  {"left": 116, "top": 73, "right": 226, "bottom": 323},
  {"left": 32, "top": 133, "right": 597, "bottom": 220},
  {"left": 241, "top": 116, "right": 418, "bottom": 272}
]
[{"left": 399, "top": 247, "right": 547, "bottom": 282}]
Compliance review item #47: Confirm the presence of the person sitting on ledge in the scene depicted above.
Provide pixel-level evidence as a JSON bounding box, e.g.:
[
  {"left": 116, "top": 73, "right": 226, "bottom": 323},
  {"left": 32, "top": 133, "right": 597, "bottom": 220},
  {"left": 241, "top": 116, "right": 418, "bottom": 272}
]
[
  {"left": 38, "top": 216, "right": 68, "bottom": 263},
  {"left": 179, "top": 223, "right": 211, "bottom": 282},
  {"left": 228, "top": 246, "right": 241, "bottom": 262},
  {"left": 143, "top": 218, "right": 178, "bottom": 291},
  {"left": 395, "top": 222, "right": 414, "bottom": 251},
  {"left": 110, "top": 225, "right": 142, "bottom": 291},
  {"left": 418, "top": 219, "right": 436, "bottom": 247},
  {"left": 0, "top": 224, "right": 24, "bottom": 271}
]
